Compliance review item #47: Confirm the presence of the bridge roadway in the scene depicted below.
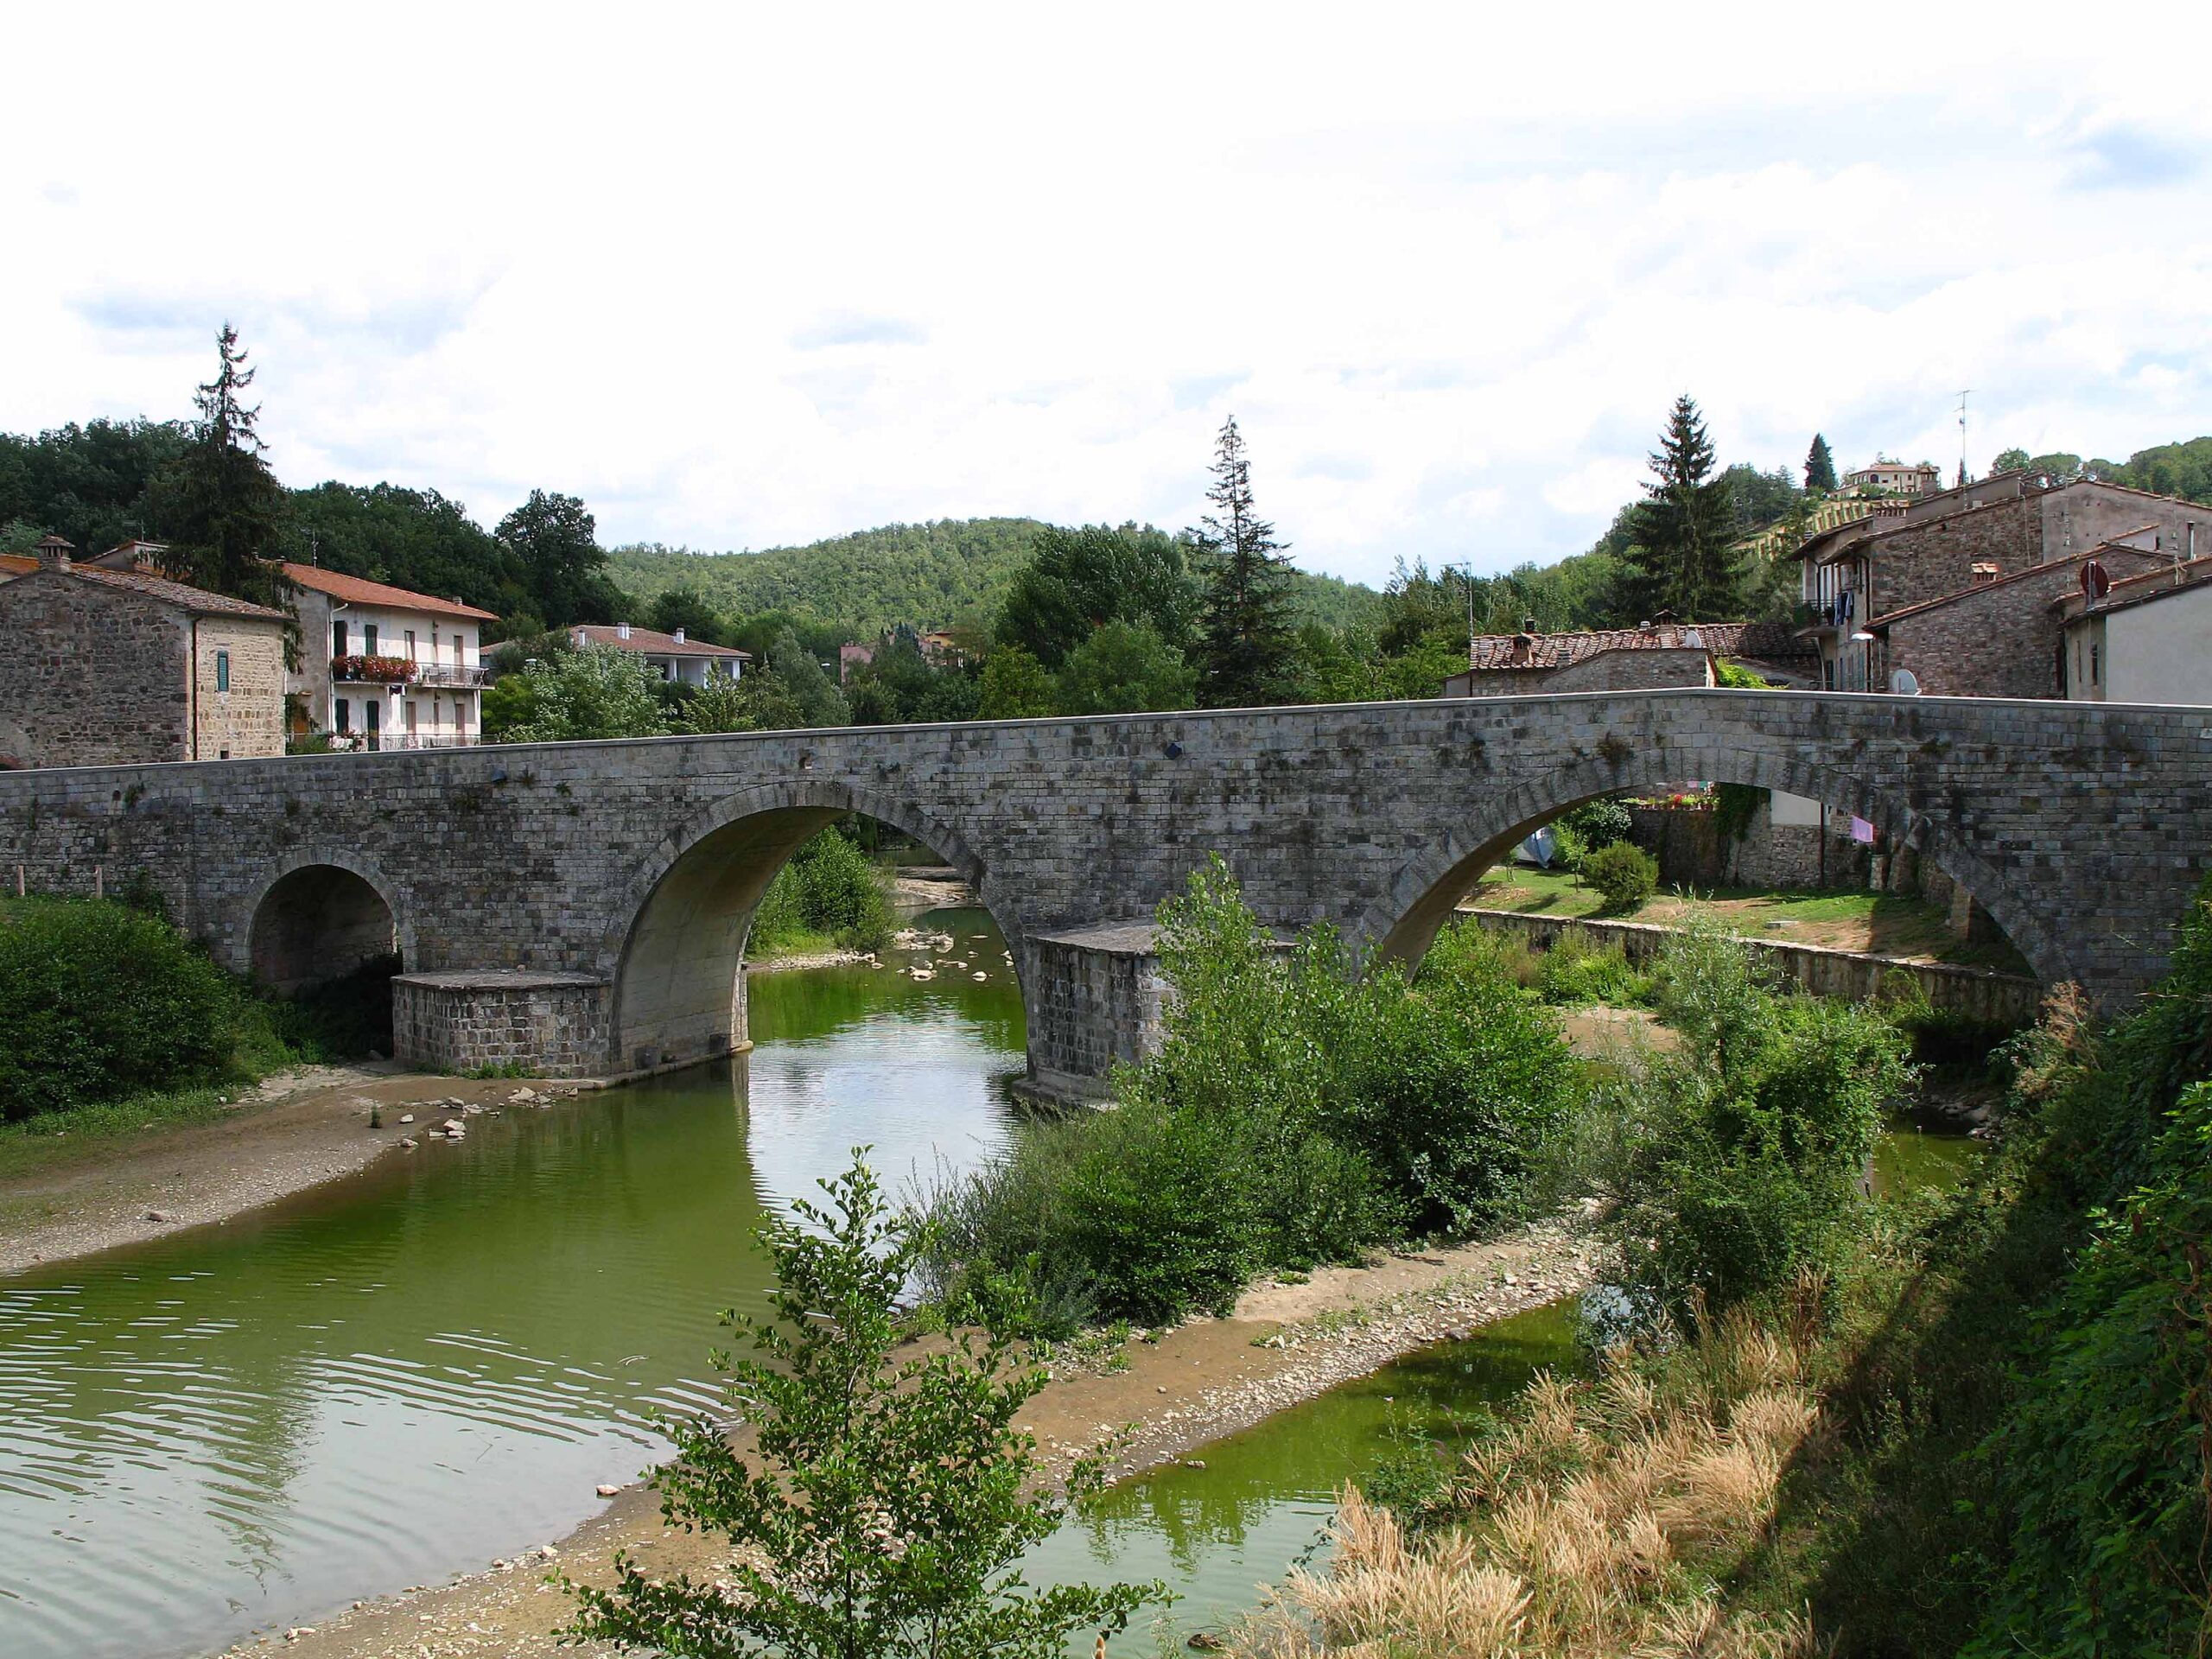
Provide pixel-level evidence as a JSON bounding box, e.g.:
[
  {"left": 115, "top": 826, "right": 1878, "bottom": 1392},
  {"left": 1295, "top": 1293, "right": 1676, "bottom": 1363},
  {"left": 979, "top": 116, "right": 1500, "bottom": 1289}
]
[{"left": 0, "top": 690, "right": 2202, "bottom": 1096}]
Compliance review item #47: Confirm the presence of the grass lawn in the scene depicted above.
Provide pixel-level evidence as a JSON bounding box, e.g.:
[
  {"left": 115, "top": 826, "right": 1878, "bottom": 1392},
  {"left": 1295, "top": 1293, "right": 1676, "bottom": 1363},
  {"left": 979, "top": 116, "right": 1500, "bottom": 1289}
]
[{"left": 1465, "top": 863, "right": 2033, "bottom": 975}]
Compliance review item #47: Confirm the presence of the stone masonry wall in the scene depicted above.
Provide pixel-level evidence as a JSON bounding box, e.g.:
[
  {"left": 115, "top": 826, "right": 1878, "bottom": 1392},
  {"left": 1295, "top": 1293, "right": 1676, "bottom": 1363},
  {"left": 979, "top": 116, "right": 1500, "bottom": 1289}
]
[
  {"left": 0, "top": 692, "right": 2207, "bottom": 1091},
  {"left": 193, "top": 616, "right": 287, "bottom": 760},
  {"left": 392, "top": 972, "right": 611, "bottom": 1077},
  {"left": 1878, "top": 548, "right": 2166, "bottom": 699},
  {"left": 0, "top": 569, "right": 194, "bottom": 766},
  {"left": 1465, "top": 907, "right": 2043, "bottom": 1029}
]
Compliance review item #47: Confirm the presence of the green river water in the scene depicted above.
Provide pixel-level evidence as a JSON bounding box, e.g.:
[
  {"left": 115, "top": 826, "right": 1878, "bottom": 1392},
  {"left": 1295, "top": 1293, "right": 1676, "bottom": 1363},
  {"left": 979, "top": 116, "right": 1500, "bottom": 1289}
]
[{"left": 0, "top": 909, "right": 1979, "bottom": 1657}]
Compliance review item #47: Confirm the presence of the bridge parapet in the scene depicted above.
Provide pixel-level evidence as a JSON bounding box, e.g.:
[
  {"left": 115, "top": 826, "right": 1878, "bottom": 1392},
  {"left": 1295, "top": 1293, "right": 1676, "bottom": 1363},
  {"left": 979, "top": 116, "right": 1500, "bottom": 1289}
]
[{"left": 0, "top": 691, "right": 2202, "bottom": 1095}]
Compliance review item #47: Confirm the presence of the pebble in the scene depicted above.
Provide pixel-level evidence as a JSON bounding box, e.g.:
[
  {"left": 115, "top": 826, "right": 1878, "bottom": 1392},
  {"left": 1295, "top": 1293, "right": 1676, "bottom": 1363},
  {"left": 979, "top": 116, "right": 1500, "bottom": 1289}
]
[
  {"left": 596, "top": 1484, "right": 620, "bottom": 1497},
  {"left": 397, "top": 1113, "right": 415, "bottom": 1124},
  {"left": 144, "top": 1209, "right": 172, "bottom": 1223}
]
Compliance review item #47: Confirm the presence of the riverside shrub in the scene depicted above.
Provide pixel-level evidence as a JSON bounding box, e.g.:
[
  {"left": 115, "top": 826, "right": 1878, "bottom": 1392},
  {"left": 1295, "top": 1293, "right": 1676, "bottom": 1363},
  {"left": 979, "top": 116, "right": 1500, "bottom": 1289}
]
[
  {"left": 0, "top": 898, "right": 238, "bottom": 1119},
  {"left": 1604, "top": 925, "right": 1912, "bottom": 1322},
  {"left": 924, "top": 858, "right": 1577, "bottom": 1326},
  {"left": 750, "top": 828, "right": 893, "bottom": 953}
]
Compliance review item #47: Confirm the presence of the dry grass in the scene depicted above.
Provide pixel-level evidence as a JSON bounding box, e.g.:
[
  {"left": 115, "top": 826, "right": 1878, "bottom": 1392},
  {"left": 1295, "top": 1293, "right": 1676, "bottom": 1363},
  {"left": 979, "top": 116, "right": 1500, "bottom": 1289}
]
[{"left": 1224, "top": 1307, "right": 1827, "bottom": 1659}]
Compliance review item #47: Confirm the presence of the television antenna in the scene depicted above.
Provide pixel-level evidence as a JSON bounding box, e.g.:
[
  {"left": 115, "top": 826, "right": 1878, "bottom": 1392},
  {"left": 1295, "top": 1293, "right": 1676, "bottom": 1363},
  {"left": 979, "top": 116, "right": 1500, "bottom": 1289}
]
[{"left": 1955, "top": 390, "right": 1971, "bottom": 487}]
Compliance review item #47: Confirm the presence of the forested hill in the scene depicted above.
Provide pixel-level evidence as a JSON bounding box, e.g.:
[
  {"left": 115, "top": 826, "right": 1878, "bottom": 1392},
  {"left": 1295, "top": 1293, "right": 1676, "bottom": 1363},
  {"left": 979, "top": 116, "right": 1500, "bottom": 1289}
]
[{"left": 607, "top": 518, "right": 1383, "bottom": 638}]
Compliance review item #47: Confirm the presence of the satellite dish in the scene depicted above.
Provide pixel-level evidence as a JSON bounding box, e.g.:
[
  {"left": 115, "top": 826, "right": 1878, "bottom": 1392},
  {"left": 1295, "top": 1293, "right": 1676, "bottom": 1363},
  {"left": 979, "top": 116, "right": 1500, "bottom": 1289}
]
[
  {"left": 2080, "top": 560, "right": 2112, "bottom": 601},
  {"left": 1891, "top": 668, "right": 1921, "bottom": 696}
]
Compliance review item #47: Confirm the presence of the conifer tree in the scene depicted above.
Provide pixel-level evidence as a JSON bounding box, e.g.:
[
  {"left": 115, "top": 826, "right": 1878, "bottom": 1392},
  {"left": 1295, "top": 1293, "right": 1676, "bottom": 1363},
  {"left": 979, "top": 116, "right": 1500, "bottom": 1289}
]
[
  {"left": 1804, "top": 432, "right": 1838, "bottom": 493},
  {"left": 1191, "top": 416, "right": 1297, "bottom": 707},
  {"left": 152, "top": 325, "right": 291, "bottom": 609},
  {"left": 1617, "top": 397, "right": 1741, "bottom": 622}
]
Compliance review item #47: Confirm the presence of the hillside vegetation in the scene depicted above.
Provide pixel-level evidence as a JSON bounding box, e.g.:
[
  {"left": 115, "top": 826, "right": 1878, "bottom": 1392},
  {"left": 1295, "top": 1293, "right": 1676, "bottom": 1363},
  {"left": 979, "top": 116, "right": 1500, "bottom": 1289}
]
[{"left": 607, "top": 518, "right": 1383, "bottom": 638}]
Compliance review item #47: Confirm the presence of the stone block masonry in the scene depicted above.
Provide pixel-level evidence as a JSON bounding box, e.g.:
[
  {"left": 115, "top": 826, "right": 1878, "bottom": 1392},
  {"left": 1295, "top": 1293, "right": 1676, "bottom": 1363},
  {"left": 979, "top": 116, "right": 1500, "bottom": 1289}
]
[
  {"left": 0, "top": 690, "right": 2207, "bottom": 1097},
  {"left": 392, "top": 971, "right": 611, "bottom": 1077}
]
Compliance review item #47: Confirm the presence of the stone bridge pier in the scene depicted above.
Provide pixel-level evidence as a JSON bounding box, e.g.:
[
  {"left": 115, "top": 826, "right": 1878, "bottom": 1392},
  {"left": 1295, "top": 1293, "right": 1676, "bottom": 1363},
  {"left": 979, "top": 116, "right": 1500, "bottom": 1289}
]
[{"left": 0, "top": 691, "right": 2206, "bottom": 1100}]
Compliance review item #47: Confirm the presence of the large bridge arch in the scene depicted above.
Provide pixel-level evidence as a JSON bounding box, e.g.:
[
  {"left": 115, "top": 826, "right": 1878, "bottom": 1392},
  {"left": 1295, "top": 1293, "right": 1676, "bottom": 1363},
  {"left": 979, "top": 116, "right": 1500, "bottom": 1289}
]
[
  {"left": 597, "top": 779, "right": 1027, "bottom": 1077},
  {"left": 1360, "top": 734, "right": 2073, "bottom": 988}
]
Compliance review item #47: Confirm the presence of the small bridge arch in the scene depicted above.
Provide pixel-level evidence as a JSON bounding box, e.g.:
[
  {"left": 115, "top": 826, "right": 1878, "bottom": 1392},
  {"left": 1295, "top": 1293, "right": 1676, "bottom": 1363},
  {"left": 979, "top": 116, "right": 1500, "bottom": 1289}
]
[{"left": 245, "top": 849, "right": 414, "bottom": 995}]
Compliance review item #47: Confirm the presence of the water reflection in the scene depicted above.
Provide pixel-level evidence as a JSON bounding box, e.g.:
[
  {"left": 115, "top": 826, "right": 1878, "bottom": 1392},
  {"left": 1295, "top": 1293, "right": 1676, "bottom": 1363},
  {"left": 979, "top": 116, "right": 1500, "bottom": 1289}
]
[{"left": 0, "top": 910, "right": 1021, "bottom": 1659}]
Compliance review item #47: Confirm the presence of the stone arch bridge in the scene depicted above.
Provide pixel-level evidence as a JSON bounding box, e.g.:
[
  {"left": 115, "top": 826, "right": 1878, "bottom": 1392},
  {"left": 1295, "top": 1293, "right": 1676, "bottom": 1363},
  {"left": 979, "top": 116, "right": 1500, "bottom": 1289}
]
[{"left": 0, "top": 691, "right": 2202, "bottom": 1099}]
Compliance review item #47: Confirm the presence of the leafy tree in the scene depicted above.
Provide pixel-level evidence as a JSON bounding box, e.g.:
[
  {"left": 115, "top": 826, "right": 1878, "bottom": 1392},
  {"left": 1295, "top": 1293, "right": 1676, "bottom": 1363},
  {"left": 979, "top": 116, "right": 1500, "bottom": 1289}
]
[
  {"left": 1055, "top": 620, "right": 1194, "bottom": 715},
  {"left": 1191, "top": 417, "right": 1299, "bottom": 707},
  {"left": 647, "top": 585, "right": 738, "bottom": 646},
  {"left": 1990, "top": 447, "right": 2031, "bottom": 474},
  {"left": 682, "top": 669, "right": 802, "bottom": 734},
  {"left": 1721, "top": 463, "right": 1800, "bottom": 541},
  {"left": 1617, "top": 397, "right": 1740, "bottom": 622},
  {"left": 281, "top": 481, "right": 524, "bottom": 614},
  {"left": 845, "top": 629, "right": 978, "bottom": 725},
  {"left": 149, "top": 326, "right": 292, "bottom": 608},
  {"left": 1804, "top": 433, "right": 1838, "bottom": 493},
  {"left": 0, "top": 417, "right": 189, "bottom": 552},
  {"left": 976, "top": 646, "right": 1057, "bottom": 720},
  {"left": 485, "top": 646, "right": 667, "bottom": 742},
  {"left": 497, "top": 489, "right": 622, "bottom": 627},
  {"left": 767, "top": 628, "right": 852, "bottom": 727},
  {"left": 995, "top": 523, "right": 1199, "bottom": 669},
  {"left": 565, "top": 1156, "right": 1165, "bottom": 1658}
]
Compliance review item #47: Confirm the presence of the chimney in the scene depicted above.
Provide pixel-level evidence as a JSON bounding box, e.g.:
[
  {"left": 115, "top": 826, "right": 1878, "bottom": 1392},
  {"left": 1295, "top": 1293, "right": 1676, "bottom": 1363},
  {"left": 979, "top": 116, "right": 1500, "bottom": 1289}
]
[
  {"left": 1522, "top": 616, "right": 1537, "bottom": 634},
  {"left": 671, "top": 627, "right": 685, "bottom": 645},
  {"left": 616, "top": 622, "right": 632, "bottom": 640},
  {"left": 35, "top": 534, "right": 73, "bottom": 570}
]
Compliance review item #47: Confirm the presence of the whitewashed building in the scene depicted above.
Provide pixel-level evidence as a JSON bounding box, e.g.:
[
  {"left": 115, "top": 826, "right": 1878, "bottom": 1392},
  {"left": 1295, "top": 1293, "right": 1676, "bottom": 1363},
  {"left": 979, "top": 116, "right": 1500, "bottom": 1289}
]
[
  {"left": 281, "top": 563, "right": 499, "bottom": 750},
  {"left": 569, "top": 622, "right": 749, "bottom": 685}
]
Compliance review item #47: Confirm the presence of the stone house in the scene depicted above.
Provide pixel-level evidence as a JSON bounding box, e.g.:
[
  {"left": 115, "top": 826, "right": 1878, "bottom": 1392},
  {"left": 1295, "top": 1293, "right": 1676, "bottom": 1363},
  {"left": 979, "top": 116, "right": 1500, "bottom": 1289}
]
[
  {"left": 0, "top": 538, "right": 287, "bottom": 768},
  {"left": 569, "top": 622, "right": 750, "bottom": 688},
  {"left": 281, "top": 563, "right": 499, "bottom": 751},
  {"left": 1865, "top": 537, "right": 2171, "bottom": 699},
  {"left": 2056, "top": 557, "right": 2212, "bottom": 704},
  {"left": 1440, "top": 620, "right": 1815, "bottom": 697},
  {"left": 1796, "top": 471, "right": 2209, "bottom": 690}
]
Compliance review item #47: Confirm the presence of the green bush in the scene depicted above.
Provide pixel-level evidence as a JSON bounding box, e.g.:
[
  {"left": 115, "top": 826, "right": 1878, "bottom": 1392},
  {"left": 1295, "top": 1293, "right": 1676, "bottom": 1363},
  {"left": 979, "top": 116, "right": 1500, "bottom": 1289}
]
[
  {"left": 1581, "top": 841, "right": 1657, "bottom": 913},
  {"left": 923, "top": 861, "right": 1579, "bottom": 1327},
  {"left": 1533, "top": 932, "right": 1651, "bottom": 1007},
  {"left": 1604, "top": 926, "right": 1913, "bottom": 1322},
  {"left": 0, "top": 898, "right": 239, "bottom": 1119},
  {"left": 749, "top": 828, "right": 893, "bottom": 953}
]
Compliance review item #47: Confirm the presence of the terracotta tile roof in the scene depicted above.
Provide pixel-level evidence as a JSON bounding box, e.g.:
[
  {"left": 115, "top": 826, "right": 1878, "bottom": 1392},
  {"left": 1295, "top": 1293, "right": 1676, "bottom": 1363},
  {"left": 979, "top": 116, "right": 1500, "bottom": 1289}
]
[
  {"left": 1464, "top": 620, "right": 1808, "bottom": 671},
  {"left": 569, "top": 624, "right": 751, "bottom": 659},
  {"left": 48, "top": 563, "right": 289, "bottom": 620},
  {"left": 276, "top": 563, "right": 499, "bottom": 621},
  {"left": 0, "top": 554, "right": 38, "bottom": 579}
]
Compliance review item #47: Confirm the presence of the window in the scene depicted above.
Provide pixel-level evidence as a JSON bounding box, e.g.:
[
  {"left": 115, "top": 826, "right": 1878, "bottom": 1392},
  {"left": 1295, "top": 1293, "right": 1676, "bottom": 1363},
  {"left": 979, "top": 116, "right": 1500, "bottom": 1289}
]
[
  {"left": 333, "top": 619, "right": 349, "bottom": 657},
  {"left": 404, "top": 628, "right": 416, "bottom": 658},
  {"left": 2091, "top": 643, "right": 2101, "bottom": 684},
  {"left": 364, "top": 623, "right": 379, "bottom": 656},
  {"left": 405, "top": 702, "right": 418, "bottom": 735},
  {"left": 215, "top": 650, "right": 231, "bottom": 692},
  {"left": 335, "top": 699, "right": 351, "bottom": 734}
]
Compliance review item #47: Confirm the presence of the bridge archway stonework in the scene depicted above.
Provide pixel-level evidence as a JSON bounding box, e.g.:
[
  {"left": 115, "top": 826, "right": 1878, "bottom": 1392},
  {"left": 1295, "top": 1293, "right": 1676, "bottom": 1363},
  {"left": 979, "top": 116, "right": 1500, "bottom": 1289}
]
[{"left": 0, "top": 691, "right": 2202, "bottom": 1093}]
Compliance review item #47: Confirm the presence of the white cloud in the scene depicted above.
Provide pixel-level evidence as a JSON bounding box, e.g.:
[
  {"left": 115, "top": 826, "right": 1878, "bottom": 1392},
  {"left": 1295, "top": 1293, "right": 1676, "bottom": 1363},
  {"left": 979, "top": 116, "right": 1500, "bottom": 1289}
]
[{"left": 4, "top": 1, "right": 2209, "bottom": 588}]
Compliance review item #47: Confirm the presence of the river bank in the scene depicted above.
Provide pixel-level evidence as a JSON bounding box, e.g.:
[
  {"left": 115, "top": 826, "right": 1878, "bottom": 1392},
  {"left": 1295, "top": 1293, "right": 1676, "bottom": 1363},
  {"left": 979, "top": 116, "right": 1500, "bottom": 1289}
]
[
  {"left": 219, "top": 1217, "right": 1599, "bottom": 1658},
  {"left": 0, "top": 1067, "right": 590, "bottom": 1277}
]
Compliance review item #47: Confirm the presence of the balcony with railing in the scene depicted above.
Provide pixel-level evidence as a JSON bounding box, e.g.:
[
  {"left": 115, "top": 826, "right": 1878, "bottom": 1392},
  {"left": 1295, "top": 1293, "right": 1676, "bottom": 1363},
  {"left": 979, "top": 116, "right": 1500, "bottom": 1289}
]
[
  {"left": 327, "top": 731, "right": 481, "bottom": 753},
  {"left": 330, "top": 654, "right": 486, "bottom": 689}
]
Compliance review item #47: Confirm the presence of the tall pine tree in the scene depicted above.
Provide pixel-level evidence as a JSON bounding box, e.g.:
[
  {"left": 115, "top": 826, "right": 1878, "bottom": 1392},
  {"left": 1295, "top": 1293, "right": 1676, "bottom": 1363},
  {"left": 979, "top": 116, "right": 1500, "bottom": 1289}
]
[
  {"left": 1617, "top": 396, "right": 1740, "bottom": 623},
  {"left": 152, "top": 325, "right": 291, "bottom": 609},
  {"left": 1192, "top": 416, "right": 1297, "bottom": 707},
  {"left": 1804, "top": 432, "right": 1838, "bottom": 493}
]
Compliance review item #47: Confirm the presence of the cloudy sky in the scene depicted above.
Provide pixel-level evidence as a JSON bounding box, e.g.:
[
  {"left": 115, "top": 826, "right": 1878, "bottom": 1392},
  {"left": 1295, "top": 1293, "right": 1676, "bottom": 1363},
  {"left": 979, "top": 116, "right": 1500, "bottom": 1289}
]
[{"left": 8, "top": 3, "right": 2209, "bottom": 588}]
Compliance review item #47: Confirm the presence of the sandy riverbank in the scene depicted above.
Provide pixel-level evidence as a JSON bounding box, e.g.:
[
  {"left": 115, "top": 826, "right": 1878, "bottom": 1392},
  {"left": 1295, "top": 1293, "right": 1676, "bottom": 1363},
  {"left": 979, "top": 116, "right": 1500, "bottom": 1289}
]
[
  {"left": 0, "top": 1069, "right": 586, "bottom": 1277},
  {"left": 219, "top": 1217, "right": 1599, "bottom": 1657}
]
